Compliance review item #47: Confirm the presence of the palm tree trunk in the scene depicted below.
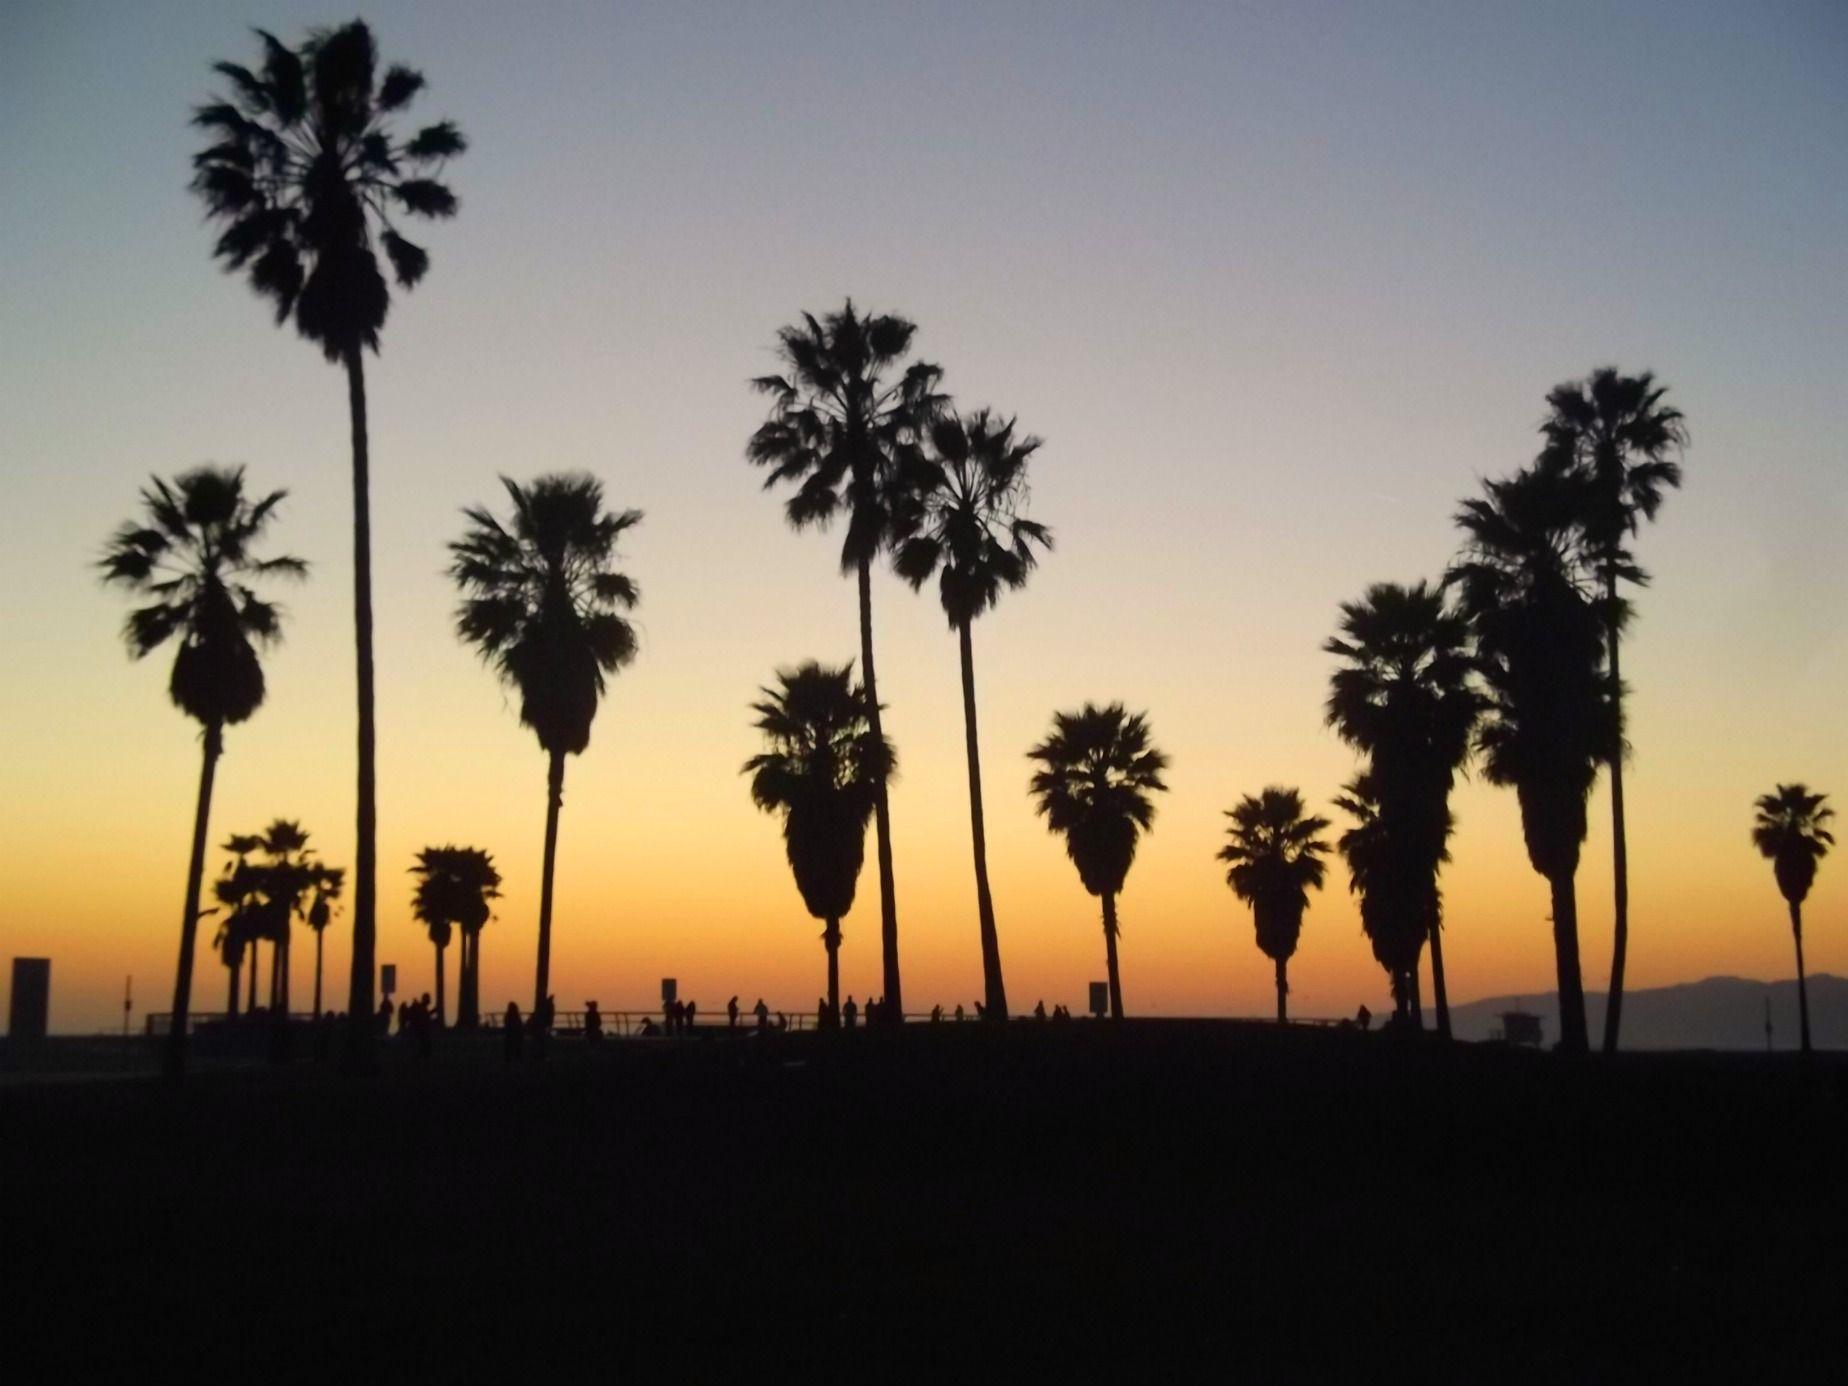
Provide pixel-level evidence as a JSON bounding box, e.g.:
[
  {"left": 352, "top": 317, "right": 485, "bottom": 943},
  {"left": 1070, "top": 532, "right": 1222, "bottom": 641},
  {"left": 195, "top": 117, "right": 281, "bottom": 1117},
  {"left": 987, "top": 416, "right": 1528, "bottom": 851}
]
[
  {"left": 857, "top": 558, "right": 902, "bottom": 1020},
  {"left": 248, "top": 941, "right": 259, "bottom": 1012},
  {"left": 269, "top": 942, "right": 280, "bottom": 1010},
  {"left": 227, "top": 957, "right": 240, "bottom": 1019},
  {"left": 825, "top": 920, "right": 841, "bottom": 1022},
  {"left": 1549, "top": 872, "right": 1588, "bottom": 1053},
  {"left": 535, "top": 749, "right": 566, "bottom": 1012},
  {"left": 1408, "top": 958, "right": 1424, "bottom": 1030},
  {"left": 164, "top": 721, "right": 223, "bottom": 1080},
  {"left": 313, "top": 930, "right": 324, "bottom": 1016},
  {"left": 1101, "top": 892, "right": 1124, "bottom": 1020},
  {"left": 277, "top": 932, "right": 290, "bottom": 1016},
  {"left": 341, "top": 345, "right": 380, "bottom": 1076},
  {"left": 457, "top": 930, "right": 473, "bottom": 1029},
  {"left": 1602, "top": 587, "right": 1630, "bottom": 1055},
  {"left": 1790, "top": 900, "right": 1811, "bottom": 1056},
  {"left": 1427, "top": 900, "right": 1452, "bottom": 1040},
  {"left": 435, "top": 940, "right": 447, "bottom": 1029},
  {"left": 957, "top": 619, "right": 1007, "bottom": 1021},
  {"left": 1275, "top": 955, "right": 1288, "bottom": 1024}
]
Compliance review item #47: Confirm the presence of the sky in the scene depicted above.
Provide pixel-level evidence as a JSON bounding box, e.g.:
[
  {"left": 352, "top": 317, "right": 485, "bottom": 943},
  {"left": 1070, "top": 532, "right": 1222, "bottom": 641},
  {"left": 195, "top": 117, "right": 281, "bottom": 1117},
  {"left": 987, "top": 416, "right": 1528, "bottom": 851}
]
[{"left": 2, "top": 1, "right": 1845, "bottom": 1034}]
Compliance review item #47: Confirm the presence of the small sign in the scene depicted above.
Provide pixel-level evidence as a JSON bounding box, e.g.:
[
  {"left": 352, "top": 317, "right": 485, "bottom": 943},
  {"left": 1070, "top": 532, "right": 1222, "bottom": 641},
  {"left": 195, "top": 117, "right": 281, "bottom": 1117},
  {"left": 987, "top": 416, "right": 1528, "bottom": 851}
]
[
  {"left": 1088, "top": 981, "right": 1109, "bottom": 1018},
  {"left": 380, "top": 964, "right": 397, "bottom": 998},
  {"left": 661, "top": 977, "right": 678, "bottom": 1004}
]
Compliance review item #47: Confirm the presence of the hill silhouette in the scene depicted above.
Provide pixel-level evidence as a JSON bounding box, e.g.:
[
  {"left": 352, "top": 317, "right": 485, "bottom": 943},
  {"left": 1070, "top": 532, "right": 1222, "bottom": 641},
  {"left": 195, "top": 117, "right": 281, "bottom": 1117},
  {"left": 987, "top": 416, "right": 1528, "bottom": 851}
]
[{"left": 1437, "top": 973, "right": 1847, "bottom": 1049}]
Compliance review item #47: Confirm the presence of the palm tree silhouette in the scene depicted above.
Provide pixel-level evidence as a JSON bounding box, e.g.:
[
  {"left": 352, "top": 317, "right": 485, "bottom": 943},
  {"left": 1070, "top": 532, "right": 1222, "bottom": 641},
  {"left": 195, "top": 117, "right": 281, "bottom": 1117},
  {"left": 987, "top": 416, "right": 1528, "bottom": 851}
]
[
  {"left": 1333, "top": 773, "right": 1448, "bottom": 1024},
  {"left": 212, "top": 833, "right": 264, "bottom": 1018},
  {"left": 409, "top": 846, "right": 502, "bottom": 1030},
  {"left": 192, "top": 20, "right": 464, "bottom": 1067},
  {"left": 1449, "top": 463, "right": 1613, "bottom": 1053},
  {"left": 1752, "top": 785, "right": 1834, "bottom": 1055},
  {"left": 1541, "top": 368, "right": 1687, "bottom": 1054},
  {"left": 747, "top": 302, "right": 944, "bottom": 1019},
  {"left": 1218, "top": 788, "right": 1330, "bottom": 1023},
  {"left": 1324, "top": 581, "right": 1480, "bottom": 1037},
  {"left": 1027, "top": 703, "right": 1169, "bottom": 1020},
  {"left": 305, "top": 863, "right": 345, "bottom": 1016},
  {"left": 100, "top": 467, "right": 303, "bottom": 1076},
  {"left": 744, "top": 662, "right": 894, "bottom": 1022},
  {"left": 894, "top": 407, "right": 1051, "bottom": 1022},
  {"left": 450, "top": 475, "right": 641, "bottom": 1012},
  {"left": 257, "top": 818, "right": 311, "bottom": 1015}
]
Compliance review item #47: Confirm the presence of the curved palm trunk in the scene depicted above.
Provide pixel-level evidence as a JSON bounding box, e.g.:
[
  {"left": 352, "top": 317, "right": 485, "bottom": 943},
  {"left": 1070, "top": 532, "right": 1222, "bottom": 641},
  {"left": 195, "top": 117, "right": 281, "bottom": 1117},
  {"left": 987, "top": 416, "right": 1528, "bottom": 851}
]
[
  {"left": 1549, "top": 872, "right": 1588, "bottom": 1053},
  {"left": 434, "top": 939, "right": 447, "bottom": 1029},
  {"left": 824, "top": 919, "right": 841, "bottom": 1023},
  {"left": 164, "top": 722, "right": 223, "bottom": 1080},
  {"left": 957, "top": 619, "right": 1007, "bottom": 1021},
  {"left": 1427, "top": 910, "right": 1451, "bottom": 1040},
  {"left": 1274, "top": 956, "right": 1288, "bottom": 1024},
  {"left": 1790, "top": 900, "right": 1812, "bottom": 1056},
  {"left": 1602, "top": 587, "right": 1631, "bottom": 1054},
  {"left": 341, "top": 346, "right": 379, "bottom": 1075},
  {"left": 856, "top": 558, "right": 902, "bottom": 1020},
  {"left": 535, "top": 750, "right": 566, "bottom": 1012},
  {"left": 1101, "top": 892, "right": 1124, "bottom": 1020}
]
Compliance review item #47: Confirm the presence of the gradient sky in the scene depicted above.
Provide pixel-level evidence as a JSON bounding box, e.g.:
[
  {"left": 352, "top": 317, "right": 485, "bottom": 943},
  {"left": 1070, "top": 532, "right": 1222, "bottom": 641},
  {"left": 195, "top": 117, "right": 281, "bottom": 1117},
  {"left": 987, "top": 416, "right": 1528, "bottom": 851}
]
[{"left": 3, "top": 1, "right": 1845, "bottom": 1033}]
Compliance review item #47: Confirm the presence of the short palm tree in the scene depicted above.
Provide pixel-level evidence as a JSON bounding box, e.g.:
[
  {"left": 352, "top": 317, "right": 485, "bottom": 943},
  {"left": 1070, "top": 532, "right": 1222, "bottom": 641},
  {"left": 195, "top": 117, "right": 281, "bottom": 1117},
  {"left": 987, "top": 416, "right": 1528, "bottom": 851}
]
[
  {"left": 894, "top": 407, "right": 1051, "bottom": 1021},
  {"left": 747, "top": 301, "right": 945, "bottom": 1019},
  {"left": 1324, "top": 581, "right": 1480, "bottom": 1037},
  {"left": 409, "top": 846, "right": 501, "bottom": 1029},
  {"left": 1333, "top": 774, "right": 1447, "bottom": 1024},
  {"left": 1541, "top": 368, "right": 1687, "bottom": 1053},
  {"left": 212, "top": 832, "right": 264, "bottom": 1018},
  {"left": 1027, "top": 703, "right": 1169, "bottom": 1020},
  {"left": 1219, "top": 788, "right": 1330, "bottom": 1023},
  {"left": 1752, "top": 785, "right": 1834, "bottom": 1055},
  {"left": 1449, "top": 463, "right": 1612, "bottom": 1053},
  {"left": 257, "top": 818, "right": 311, "bottom": 1014},
  {"left": 450, "top": 475, "right": 641, "bottom": 1011},
  {"left": 100, "top": 467, "right": 303, "bottom": 1076},
  {"left": 744, "top": 663, "right": 894, "bottom": 1021},
  {"left": 192, "top": 20, "right": 465, "bottom": 1065},
  {"left": 304, "top": 863, "right": 345, "bottom": 1015}
]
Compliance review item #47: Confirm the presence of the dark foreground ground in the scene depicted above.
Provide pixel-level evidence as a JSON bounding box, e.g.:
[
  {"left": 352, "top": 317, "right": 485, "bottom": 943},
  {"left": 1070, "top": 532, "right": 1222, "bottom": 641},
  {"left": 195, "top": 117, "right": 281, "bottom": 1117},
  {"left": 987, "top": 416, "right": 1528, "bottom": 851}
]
[{"left": 4, "top": 1022, "right": 1844, "bottom": 1378}]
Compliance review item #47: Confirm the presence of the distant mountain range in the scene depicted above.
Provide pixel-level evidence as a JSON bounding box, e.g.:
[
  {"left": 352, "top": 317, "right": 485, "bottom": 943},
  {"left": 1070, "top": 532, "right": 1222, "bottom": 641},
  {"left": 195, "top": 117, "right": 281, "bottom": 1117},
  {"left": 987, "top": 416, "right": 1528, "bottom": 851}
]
[{"left": 1436, "top": 974, "right": 1847, "bottom": 1050}]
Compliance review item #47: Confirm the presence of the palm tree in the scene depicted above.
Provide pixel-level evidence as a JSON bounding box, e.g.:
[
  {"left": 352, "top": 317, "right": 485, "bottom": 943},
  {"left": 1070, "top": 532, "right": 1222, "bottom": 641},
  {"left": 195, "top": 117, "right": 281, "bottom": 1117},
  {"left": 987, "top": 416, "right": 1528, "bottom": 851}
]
[
  {"left": 744, "top": 663, "right": 894, "bottom": 1021},
  {"left": 450, "top": 475, "right": 641, "bottom": 1011},
  {"left": 1752, "top": 785, "right": 1834, "bottom": 1055},
  {"left": 747, "top": 302, "right": 945, "bottom": 1019},
  {"left": 1026, "top": 703, "right": 1169, "bottom": 1020},
  {"left": 192, "top": 20, "right": 465, "bottom": 1068},
  {"left": 100, "top": 467, "right": 303, "bottom": 1077},
  {"left": 894, "top": 407, "right": 1051, "bottom": 1021},
  {"left": 1324, "top": 581, "right": 1480, "bottom": 1037},
  {"left": 1449, "top": 463, "right": 1613, "bottom": 1053},
  {"left": 1332, "top": 773, "right": 1445, "bottom": 1024},
  {"left": 1218, "top": 788, "right": 1330, "bottom": 1023},
  {"left": 257, "top": 818, "right": 311, "bottom": 1014},
  {"left": 212, "top": 832, "right": 264, "bottom": 1018},
  {"left": 1541, "top": 368, "right": 1687, "bottom": 1054},
  {"left": 409, "top": 846, "right": 501, "bottom": 1030},
  {"left": 305, "top": 863, "right": 345, "bottom": 1015}
]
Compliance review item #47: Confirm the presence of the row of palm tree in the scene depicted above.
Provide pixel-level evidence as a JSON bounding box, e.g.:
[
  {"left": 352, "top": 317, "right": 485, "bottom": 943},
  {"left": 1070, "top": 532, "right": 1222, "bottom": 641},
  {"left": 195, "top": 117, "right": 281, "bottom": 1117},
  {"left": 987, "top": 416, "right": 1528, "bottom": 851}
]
[
  {"left": 211, "top": 820, "right": 343, "bottom": 1018},
  {"left": 409, "top": 845, "right": 503, "bottom": 1028}
]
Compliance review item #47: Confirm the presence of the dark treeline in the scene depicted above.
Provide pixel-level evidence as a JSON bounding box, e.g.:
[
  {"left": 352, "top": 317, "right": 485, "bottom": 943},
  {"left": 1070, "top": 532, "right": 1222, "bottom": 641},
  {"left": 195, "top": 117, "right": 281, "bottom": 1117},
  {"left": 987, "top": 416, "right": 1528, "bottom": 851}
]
[{"left": 95, "top": 18, "right": 1832, "bottom": 1076}]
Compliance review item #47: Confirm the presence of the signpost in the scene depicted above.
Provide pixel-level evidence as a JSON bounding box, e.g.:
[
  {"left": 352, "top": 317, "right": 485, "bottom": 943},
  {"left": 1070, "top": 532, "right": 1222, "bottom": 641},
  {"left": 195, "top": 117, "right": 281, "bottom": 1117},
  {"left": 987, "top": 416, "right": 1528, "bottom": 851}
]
[
  {"left": 381, "top": 964, "right": 397, "bottom": 1000},
  {"left": 661, "top": 977, "right": 678, "bottom": 1005}
]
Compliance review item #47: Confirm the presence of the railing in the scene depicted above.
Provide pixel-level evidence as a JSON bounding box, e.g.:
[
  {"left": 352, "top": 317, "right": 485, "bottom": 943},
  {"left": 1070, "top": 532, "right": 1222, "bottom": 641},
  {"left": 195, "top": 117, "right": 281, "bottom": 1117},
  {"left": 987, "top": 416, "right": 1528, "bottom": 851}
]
[{"left": 144, "top": 1011, "right": 321, "bottom": 1037}]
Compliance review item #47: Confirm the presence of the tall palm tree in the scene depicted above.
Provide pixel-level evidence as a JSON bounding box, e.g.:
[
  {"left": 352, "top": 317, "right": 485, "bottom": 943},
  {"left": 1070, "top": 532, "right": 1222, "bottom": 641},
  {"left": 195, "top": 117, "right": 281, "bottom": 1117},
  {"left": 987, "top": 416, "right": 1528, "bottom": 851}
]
[
  {"left": 1449, "top": 463, "right": 1613, "bottom": 1053},
  {"left": 747, "top": 301, "right": 944, "bottom": 1019},
  {"left": 1324, "top": 581, "right": 1480, "bottom": 1037},
  {"left": 409, "top": 846, "right": 501, "bottom": 1029},
  {"left": 1541, "top": 368, "right": 1687, "bottom": 1054},
  {"left": 1752, "top": 785, "right": 1834, "bottom": 1055},
  {"left": 450, "top": 475, "right": 641, "bottom": 1011},
  {"left": 192, "top": 20, "right": 465, "bottom": 1068},
  {"left": 100, "top": 467, "right": 303, "bottom": 1077},
  {"left": 1218, "top": 788, "right": 1330, "bottom": 1023},
  {"left": 1027, "top": 703, "right": 1169, "bottom": 1020},
  {"left": 1332, "top": 774, "right": 1448, "bottom": 1024},
  {"left": 305, "top": 863, "right": 345, "bottom": 1015},
  {"left": 745, "top": 663, "right": 894, "bottom": 1021},
  {"left": 894, "top": 407, "right": 1051, "bottom": 1022}
]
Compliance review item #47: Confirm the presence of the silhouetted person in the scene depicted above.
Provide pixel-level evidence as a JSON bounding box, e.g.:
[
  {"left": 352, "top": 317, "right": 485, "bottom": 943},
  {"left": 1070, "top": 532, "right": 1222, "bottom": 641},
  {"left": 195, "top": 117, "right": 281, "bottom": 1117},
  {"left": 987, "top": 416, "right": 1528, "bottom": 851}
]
[
  {"left": 1356, "top": 1004, "right": 1372, "bottom": 1032},
  {"left": 754, "top": 997, "right": 770, "bottom": 1030},
  {"left": 1034, "top": 1000, "right": 1046, "bottom": 1020},
  {"left": 412, "top": 995, "right": 433, "bottom": 1058},
  {"left": 843, "top": 996, "right": 858, "bottom": 1030},
  {"left": 376, "top": 996, "right": 393, "bottom": 1035},
  {"left": 974, "top": 1000, "right": 986, "bottom": 1021},
  {"left": 685, "top": 1000, "right": 698, "bottom": 1031},
  {"left": 639, "top": 1017, "right": 659, "bottom": 1037},
  {"left": 728, "top": 995, "right": 740, "bottom": 1028},
  {"left": 397, "top": 1000, "right": 410, "bottom": 1037},
  {"left": 531, "top": 994, "right": 554, "bottom": 1059},
  {"left": 931, "top": 1004, "right": 943, "bottom": 1023},
  {"left": 584, "top": 1000, "right": 603, "bottom": 1043},
  {"left": 504, "top": 1002, "right": 524, "bottom": 1061},
  {"left": 954, "top": 1004, "right": 964, "bottom": 1022}
]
